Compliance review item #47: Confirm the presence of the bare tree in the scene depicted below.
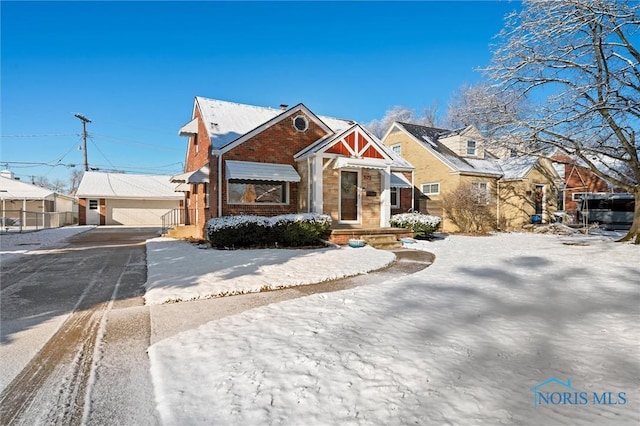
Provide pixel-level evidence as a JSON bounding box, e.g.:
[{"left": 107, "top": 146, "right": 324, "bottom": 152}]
[
  {"left": 367, "top": 103, "right": 441, "bottom": 138},
  {"left": 69, "top": 169, "right": 83, "bottom": 195},
  {"left": 483, "top": 0, "right": 640, "bottom": 243},
  {"left": 33, "top": 176, "right": 69, "bottom": 193},
  {"left": 445, "top": 82, "right": 528, "bottom": 139}
]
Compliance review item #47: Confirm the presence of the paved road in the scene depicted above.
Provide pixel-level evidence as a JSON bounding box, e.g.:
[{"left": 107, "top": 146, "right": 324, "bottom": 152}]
[{"left": 0, "top": 227, "right": 161, "bottom": 425}]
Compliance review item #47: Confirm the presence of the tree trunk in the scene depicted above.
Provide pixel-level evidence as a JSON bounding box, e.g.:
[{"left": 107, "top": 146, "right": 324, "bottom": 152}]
[{"left": 619, "top": 190, "right": 640, "bottom": 244}]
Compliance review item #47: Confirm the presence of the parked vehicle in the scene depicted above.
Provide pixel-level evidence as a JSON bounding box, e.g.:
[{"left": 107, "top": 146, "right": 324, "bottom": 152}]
[{"left": 577, "top": 193, "right": 635, "bottom": 230}]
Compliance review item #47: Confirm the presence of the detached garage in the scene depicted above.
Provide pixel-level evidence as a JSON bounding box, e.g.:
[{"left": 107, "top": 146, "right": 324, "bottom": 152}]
[{"left": 76, "top": 172, "right": 182, "bottom": 226}]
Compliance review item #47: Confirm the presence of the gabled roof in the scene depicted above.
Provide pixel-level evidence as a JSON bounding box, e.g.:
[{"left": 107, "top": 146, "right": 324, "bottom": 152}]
[
  {"left": 192, "top": 97, "right": 353, "bottom": 151},
  {"left": 0, "top": 176, "right": 59, "bottom": 200},
  {"left": 295, "top": 123, "right": 413, "bottom": 170},
  {"left": 392, "top": 122, "right": 502, "bottom": 176},
  {"left": 76, "top": 172, "right": 183, "bottom": 199},
  {"left": 498, "top": 156, "right": 562, "bottom": 181}
]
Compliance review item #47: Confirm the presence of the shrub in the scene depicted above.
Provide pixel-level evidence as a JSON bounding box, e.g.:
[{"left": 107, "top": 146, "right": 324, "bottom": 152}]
[
  {"left": 389, "top": 212, "right": 441, "bottom": 238},
  {"left": 441, "top": 182, "right": 496, "bottom": 234},
  {"left": 206, "top": 213, "right": 332, "bottom": 248}
]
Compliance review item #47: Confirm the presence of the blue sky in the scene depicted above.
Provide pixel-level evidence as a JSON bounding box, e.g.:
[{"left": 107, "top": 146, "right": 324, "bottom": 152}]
[{"left": 1, "top": 1, "right": 519, "bottom": 186}]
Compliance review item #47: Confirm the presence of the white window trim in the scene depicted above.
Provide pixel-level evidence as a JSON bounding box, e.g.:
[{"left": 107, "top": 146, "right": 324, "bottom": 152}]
[
  {"left": 421, "top": 182, "right": 440, "bottom": 195},
  {"left": 472, "top": 181, "right": 490, "bottom": 204},
  {"left": 391, "top": 144, "right": 402, "bottom": 156},
  {"left": 466, "top": 140, "right": 476, "bottom": 156},
  {"left": 571, "top": 192, "right": 589, "bottom": 201},
  {"left": 390, "top": 187, "right": 399, "bottom": 208}
]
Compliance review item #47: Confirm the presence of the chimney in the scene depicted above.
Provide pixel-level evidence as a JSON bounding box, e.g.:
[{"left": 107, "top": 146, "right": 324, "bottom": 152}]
[
  {"left": 280, "top": 104, "right": 288, "bottom": 111},
  {"left": 0, "top": 170, "right": 15, "bottom": 180}
]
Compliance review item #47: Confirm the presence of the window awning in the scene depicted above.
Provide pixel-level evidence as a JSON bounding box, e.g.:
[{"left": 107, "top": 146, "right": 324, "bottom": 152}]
[
  {"left": 225, "top": 160, "right": 301, "bottom": 182},
  {"left": 333, "top": 157, "right": 391, "bottom": 170},
  {"left": 178, "top": 118, "right": 199, "bottom": 136},
  {"left": 171, "top": 165, "right": 210, "bottom": 184},
  {"left": 390, "top": 172, "right": 412, "bottom": 188},
  {"left": 174, "top": 183, "right": 190, "bottom": 192}
]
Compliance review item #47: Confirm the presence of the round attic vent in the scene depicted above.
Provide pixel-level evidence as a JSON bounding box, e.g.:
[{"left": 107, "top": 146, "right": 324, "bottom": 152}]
[{"left": 293, "top": 115, "right": 309, "bottom": 132}]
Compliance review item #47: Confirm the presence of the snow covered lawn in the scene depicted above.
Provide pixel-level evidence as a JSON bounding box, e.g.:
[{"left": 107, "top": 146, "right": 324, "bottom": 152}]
[
  {"left": 144, "top": 238, "right": 395, "bottom": 305},
  {"left": 0, "top": 226, "right": 94, "bottom": 265},
  {"left": 149, "top": 233, "right": 639, "bottom": 425}
]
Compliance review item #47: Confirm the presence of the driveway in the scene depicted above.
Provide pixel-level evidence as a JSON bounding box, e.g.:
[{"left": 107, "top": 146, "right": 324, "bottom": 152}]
[{"left": 0, "top": 227, "right": 161, "bottom": 425}]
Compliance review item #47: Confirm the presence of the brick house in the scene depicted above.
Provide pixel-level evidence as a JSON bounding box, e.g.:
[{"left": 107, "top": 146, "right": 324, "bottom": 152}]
[
  {"left": 551, "top": 153, "right": 616, "bottom": 221},
  {"left": 171, "top": 97, "right": 414, "bottom": 240}
]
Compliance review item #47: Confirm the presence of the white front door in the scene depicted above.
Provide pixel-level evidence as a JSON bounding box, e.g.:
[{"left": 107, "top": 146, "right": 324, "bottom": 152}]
[{"left": 87, "top": 199, "right": 100, "bottom": 225}]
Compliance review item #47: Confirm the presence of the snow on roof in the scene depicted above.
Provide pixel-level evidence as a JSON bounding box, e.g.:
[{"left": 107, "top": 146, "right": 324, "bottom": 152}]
[
  {"left": 194, "top": 97, "right": 353, "bottom": 149},
  {"left": 76, "top": 172, "right": 183, "bottom": 199},
  {"left": 0, "top": 176, "right": 57, "bottom": 200},
  {"left": 497, "top": 156, "right": 540, "bottom": 179},
  {"left": 397, "top": 122, "right": 501, "bottom": 176}
]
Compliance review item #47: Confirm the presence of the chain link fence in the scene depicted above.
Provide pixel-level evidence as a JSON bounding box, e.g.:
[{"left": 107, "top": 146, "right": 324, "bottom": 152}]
[{"left": 0, "top": 210, "right": 77, "bottom": 233}]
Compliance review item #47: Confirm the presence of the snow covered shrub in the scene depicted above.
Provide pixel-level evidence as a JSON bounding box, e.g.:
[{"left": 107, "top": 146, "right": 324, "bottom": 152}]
[
  {"left": 269, "top": 213, "right": 332, "bottom": 247},
  {"left": 206, "top": 213, "right": 332, "bottom": 248},
  {"left": 389, "top": 212, "right": 441, "bottom": 238},
  {"left": 206, "top": 215, "right": 271, "bottom": 248}
]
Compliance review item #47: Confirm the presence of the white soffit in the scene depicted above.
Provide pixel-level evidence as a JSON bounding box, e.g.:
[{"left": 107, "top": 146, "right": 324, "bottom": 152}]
[
  {"left": 333, "top": 157, "right": 391, "bottom": 170},
  {"left": 225, "top": 160, "right": 301, "bottom": 182},
  {"left": 390, "top": 172, "right": 412, "bottom": 188}
]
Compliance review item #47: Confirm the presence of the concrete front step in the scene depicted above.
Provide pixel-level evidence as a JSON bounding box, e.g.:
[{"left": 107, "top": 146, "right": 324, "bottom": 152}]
[{"left": 362, "top": 234, "right": 403, "bottom": 250}]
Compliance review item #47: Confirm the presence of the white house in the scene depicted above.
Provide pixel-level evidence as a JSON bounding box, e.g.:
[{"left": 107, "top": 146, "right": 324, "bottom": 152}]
[{"left": 75, "top": 172, "right": 182, "bottom": 226}]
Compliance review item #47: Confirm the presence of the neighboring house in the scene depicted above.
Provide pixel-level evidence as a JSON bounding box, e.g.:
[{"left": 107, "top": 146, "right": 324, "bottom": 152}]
[
  {"left": 551, "top": 153, "right": 614, "bottom": 221},
  {"left": 0, "top": 171, "right": 76, "bottom": 228},
  {"left": 496, "top": 156, "right": 563, "bottom": 229},
  {"left": 173, "top": 97, "right": 414, "bottom": 239},
  {"left": 382, "top": 122, "right": 502, "bottom": 232},
  {"left": 76, "top": 172, "right": 182, "bottom": 226},
  {"left": 382, "top": 122, "right": 561, "bottom": 232}
]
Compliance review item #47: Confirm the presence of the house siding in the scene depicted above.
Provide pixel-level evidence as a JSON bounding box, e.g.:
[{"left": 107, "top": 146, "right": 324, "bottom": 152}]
[{"left": 498, "top": 162, "right": 559, "bottom": 229}]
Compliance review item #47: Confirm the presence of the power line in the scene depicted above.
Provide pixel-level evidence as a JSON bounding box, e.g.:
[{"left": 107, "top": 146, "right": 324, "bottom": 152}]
[{"left": 0, "top": 133, "right": 76, "bottom": 138}]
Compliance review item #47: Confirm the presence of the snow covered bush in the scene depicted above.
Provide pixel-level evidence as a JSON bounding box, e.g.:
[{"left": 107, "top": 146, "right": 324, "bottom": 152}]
[
  {"left": 389, "top": 212, "right": 441, "bottom": 238},
  {"left": 206, "top": 213, "right": 332, "bottom": 248}
]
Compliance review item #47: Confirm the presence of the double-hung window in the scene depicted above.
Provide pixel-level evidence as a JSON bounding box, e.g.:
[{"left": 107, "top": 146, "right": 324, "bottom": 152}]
[
  {"left": 466, "top": 140, "right": 477, "bottom": 156},
  {"left": 472, "top": 181, "right": 489, "bottom": 204}
]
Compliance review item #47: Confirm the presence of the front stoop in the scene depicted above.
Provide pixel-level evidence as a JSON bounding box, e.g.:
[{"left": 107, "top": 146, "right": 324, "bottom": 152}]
[
  {"left": 329, "top": 227, "right": 413, "bottom": 246},
  {"left": 362, "top": 234, "right": 403, "bottom": 250},
  {"left": 165, "top": 225, "right": 203, "bottom": 239}
]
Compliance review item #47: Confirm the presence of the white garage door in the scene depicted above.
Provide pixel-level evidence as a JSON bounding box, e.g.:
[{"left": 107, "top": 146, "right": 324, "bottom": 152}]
[{"left": 107, "top": 199, "right": 180, "bottom": 226}]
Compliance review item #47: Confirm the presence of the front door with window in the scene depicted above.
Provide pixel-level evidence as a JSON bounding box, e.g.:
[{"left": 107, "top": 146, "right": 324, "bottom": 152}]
[
  {"left": 340, "top": 170, "right": 359, "bottom": 222},
  {"left": 87, "top": 199, "right": 100, "bottom": 225}
]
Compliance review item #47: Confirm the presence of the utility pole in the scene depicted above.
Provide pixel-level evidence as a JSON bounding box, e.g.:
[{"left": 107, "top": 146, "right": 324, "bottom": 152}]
[{"left": 74, "top": 113, "right": 92, "bottom": 171}]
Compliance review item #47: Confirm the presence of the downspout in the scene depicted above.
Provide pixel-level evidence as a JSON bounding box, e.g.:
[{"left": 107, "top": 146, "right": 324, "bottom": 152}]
[
  {"left": 496, "top": 179, "right": 500, "bottom": 229},
  {"left": 411, "top": 170, "right": 415, "bottom": 212},
  {"left": 218, "top": 153, "right": 223, "bottom": 218},
  {"left": 307, "top": 157, "right": 311, "bottom": 213}
]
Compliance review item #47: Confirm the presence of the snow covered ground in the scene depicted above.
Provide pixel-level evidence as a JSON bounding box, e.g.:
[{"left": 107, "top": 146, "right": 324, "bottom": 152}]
[
  {"left": 149, "top": 232, "right": 639, "bottom": 425},
  {"left": 144, "top": 239, "right": 395, "bottom": 305},
  {"left": 0, "top": 226, "right": 94, "bottom": 265}
]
